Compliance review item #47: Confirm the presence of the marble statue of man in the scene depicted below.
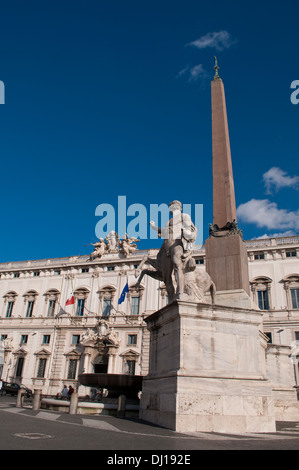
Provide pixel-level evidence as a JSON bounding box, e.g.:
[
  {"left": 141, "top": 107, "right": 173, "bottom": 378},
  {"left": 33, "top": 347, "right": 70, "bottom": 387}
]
[
  {"left": 89, "top": 238, "right": 107, "bottom": 260},
  {"left": 149, "top": 200, "right": 197, "bottom": 299},
  {"left": 106, "top": 231, "right": 120, "bottom": 253},
  {"left": 120, "top": 233, "right": 140, "bottom": 257}
]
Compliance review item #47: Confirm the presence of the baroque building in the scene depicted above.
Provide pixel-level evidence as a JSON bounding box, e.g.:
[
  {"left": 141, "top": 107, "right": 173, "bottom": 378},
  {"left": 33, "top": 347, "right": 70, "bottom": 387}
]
[{"left": 0, "top": 234, "right": 299, "bottom": 397}]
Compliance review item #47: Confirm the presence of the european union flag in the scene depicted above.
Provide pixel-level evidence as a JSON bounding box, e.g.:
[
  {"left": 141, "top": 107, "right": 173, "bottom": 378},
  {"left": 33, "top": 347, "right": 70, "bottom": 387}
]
[{"left": 118, "top": 282, "right": 129, "bottom": 305}]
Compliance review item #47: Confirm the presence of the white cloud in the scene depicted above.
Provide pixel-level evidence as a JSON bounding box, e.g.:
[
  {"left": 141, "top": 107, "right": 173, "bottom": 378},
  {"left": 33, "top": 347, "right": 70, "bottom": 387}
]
[
  {"left": 177, "top": 64, "right": 208, "bottom": 82},
  {"left": 189, "top": 64, "right": 207, "bottom": 81},
  {"left": 256, "top": 230, "right": 297, "bottom": 239},
  {"left": 237, "top": 199, "right": 299, "bottom": 232},
  {"left": 263, "top": 167, "right": 299, "bottom": 194},
  {"left": 187, "top": 31, "right": 237, "bottom": 51}
]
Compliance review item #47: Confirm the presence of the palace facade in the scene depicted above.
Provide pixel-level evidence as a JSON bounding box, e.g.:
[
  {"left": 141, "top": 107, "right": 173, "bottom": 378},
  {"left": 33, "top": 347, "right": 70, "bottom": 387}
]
[{"left": 0, "top": 235, "right": 299, "bottom": 397}]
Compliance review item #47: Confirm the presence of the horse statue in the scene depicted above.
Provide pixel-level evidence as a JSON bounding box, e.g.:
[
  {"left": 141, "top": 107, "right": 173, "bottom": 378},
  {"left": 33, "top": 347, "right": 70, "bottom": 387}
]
[{"left": 135, "top": 253, "right": 216, "bottom": 304}]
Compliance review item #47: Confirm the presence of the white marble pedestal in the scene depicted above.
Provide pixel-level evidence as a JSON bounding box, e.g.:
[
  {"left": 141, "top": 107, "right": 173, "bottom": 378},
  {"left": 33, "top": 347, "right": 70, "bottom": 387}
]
[{"left": 139, "top": 300, "right": 276, "bottom": 433}]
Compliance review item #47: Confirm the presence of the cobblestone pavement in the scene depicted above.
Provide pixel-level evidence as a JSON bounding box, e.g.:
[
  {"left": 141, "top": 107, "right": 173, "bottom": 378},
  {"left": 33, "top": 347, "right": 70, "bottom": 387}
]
[{"left": 0, "top": 396, "right": 299, "bottom": 451}]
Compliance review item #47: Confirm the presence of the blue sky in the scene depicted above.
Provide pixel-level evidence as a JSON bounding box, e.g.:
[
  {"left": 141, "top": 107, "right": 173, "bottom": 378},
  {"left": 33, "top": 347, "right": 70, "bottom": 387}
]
[{"left": 0, "top": 0, "right": 298, "bottom": 262}]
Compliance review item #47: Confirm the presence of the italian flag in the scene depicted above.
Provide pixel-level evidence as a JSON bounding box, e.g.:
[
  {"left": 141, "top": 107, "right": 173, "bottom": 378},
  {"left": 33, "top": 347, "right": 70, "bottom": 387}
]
[
  {"left": 65, "top": 278, "right": 75, "bottom": 306},
  {"left": 65, "top": 294, "right": 75, "bottom": 306}
]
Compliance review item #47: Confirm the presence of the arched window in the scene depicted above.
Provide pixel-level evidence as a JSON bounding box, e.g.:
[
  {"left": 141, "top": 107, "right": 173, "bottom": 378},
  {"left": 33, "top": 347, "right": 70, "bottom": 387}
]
[
  {"left": 3, "top": 291, "right": 18, "bottom": 318},
  {"left": 250, "top": 277, "right": 272, "bottom": 310},
  {"left": 99, "top": 286, "right": 116, "bottom": 317},
  {"left": 74, "top": 287, "right": 89, "bottom": 316},
  {"left": 281, "top": 275, "right": 299, "bottom": 309},
  {"left": 44, "top": 289, "right": 60, "bottom": 317},
  {"left": 23, "top": 290, "right": 38, "bottom": 318},
  {"left": 128, "top": 284, "right": 144, "bottom": 315}
]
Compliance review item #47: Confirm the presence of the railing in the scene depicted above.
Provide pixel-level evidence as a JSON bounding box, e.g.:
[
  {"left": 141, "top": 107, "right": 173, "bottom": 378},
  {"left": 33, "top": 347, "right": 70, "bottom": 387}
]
[{"left": 245, "top": 236, "right": 299, "bottom": 249}]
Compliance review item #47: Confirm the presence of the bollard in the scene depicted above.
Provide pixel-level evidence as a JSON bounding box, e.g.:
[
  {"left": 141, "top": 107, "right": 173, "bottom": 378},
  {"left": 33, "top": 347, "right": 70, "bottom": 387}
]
[
  {"left": 16, "top": 388, "right": 25, "bottom": 408},
  {"left": 117, "top": 394, "right": 127, "bottom": 418},
  {"left": 69, "top": 392, "right": 78, "bottom": 415},
  {"left": 32, "top": 389, "right": 42, "bottom": 410}
]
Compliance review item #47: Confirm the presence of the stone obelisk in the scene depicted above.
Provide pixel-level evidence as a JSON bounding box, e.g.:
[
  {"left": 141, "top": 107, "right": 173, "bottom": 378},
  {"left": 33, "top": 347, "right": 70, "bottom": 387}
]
[
  {"left": 139, "top": 60, "right": 276, "bottom": 434},
  {"left": 205, "top": 58, "right": 250, "bottom": 296}
]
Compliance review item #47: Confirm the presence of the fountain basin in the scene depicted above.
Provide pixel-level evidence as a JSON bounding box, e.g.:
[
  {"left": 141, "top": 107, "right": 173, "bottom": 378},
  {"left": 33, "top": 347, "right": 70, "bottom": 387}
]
[{"left": 78, "top": 373, "right": 143, "bottom": 398}]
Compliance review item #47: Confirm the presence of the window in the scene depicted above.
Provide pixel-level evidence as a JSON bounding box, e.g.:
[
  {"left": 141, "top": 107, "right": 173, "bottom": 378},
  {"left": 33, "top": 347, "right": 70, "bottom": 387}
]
[
  {"left": 126, "top": 360, "right": 136, "bottom": 375},
  {"left": 54, "top": 269, "right": 61, "bottom": 275},
  {"left": 37, "top": 358, "right": 47, "bottom": 378},
  {"left": 15, "top": 357, "right": 24, "bottom": 377},
  {"left": 295, "top": 332, "right": 299, "bottom": 342},
  {"left": 250, "top": 277, "right": 272, "bottom": 310},
  {"left": 264, "top": 332, "right": 272, "bottom": 343},
  {"left": 72, "top": 335, "right": 80, "bottom": 345},
  {"left": 286, "top": 250, "right": 297, "bottom": 258},
  {"left": 33, "top": 271, "right": 40, "bottom": 277},
  {"left": 73, "top": 288, "right": 89, "bottom": 316},
  {"left": 42, "top": 335, "right": 50, "bottom": 344},
  {"left": 0, "top": 335, "right": 7, "bottom": 341},
  {"left": 102, "top": 298, "right": 111, "bottom": 316},
  {"left": 13, "top": 272, "right": 20, "bottom": 278},
  {"left": 281, "top": 275, "right": 299, "bottom": 310},
  {"left": 128, "top": 334, "right": 137, "bottom": 345},
  {"left": 196, "top": 259, "right": 204, "bottom": 265},
  {"left": 76, "top": 298, "right": 85, "bottom": 316},
  {"left": 258, "top": 290, "right": 270, "bottom": 310},
  {"left": 127, "top": 284, "right": 144, "bottom": 315},
  {"left": 291, "top": 289, "right": 299, "bottom": 309},
  {"left": 254, "top": 253, "right": 265, "bottom": 260},
  {"left": 100, "top": 286, "right": 116, "bottom": 317},
  {"left": 107, "top": 266, "right": 115, "bottom": 271},
  {"left": 81, "top": 268, "right": 89, "bottom": 273},
  {"left": 44, "top": 289, "right": 60, "bottom": 317},
  {"left": 3, "top": 291, "right": 17, "bottom": 317},
  {"left": 47, "top": 299, "right": 56, "bottom": 317},
  {"left": 131, "top": 297, "right": 140, "bottom": 315},
  {"left": 67, "top": 359, "right": 78, "bottom": 380},
  {"left": 26, "top": 300, "right": 34, "bottom": 317},
  {"left": 20, "top": 335, "right": 28, "bottom": 344},
  {"left": 6, "top": 301, "right": 14, "bottom": 318}
]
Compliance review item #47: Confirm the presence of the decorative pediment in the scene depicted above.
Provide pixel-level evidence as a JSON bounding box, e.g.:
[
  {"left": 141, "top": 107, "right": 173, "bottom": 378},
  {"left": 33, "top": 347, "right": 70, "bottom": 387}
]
[
  {"left": 64, "top": 348, "right": 82, "bottom": 358},
  {"left": 99, "top": 285, "right": 117, "bottom": 300},
  {"left": 12, "top": 347, "right": 28, "bottom": 356},
  {"left": 281, "top": 274, "right": 299, "bottom": 286},
  {"left": 44, "top": 289, "right": 60, "bottom": 302},
  {"left": 23, "top": 290, "right": 39, "bottom": 304},
  {"left": 120, "top": 348, "right": 140, "bottom": 358},
  {"left": 74, "top": 287, "right": 90, "bottom": 299},
  {"left": 3, "top": 291, "right": 18, "bottom": 303},
  {"left": 34, "top": 348, "right": 51, "bottom": 356}
]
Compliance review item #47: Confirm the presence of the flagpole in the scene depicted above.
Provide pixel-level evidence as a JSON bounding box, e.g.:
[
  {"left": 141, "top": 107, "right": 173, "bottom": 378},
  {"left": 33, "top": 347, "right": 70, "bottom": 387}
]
[{"left": 71, "top": 277, "right": 75, "bottom": 316}]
